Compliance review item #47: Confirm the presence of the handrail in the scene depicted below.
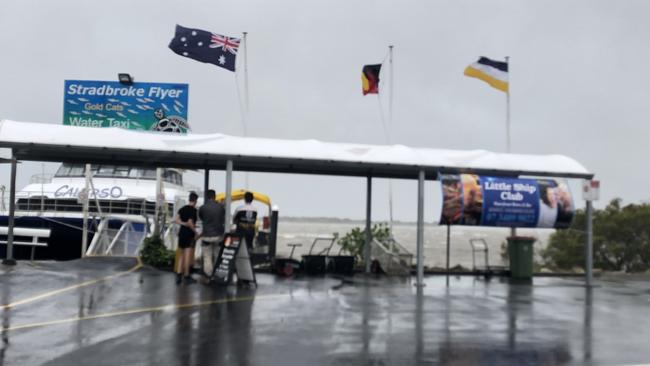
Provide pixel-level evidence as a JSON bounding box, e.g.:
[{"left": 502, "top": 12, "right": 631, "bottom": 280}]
[
  {"left": 104, "top": 221, "right": 131, "bottom": 255},
  {"left": 86, "top": 219, "right": 110, "bottom": 255},
  {"left": 371, "top": 238, "right": 413, "bottom": 275},
  {"left": 86, "top": 217, "right": 147, "bottom": 257}
]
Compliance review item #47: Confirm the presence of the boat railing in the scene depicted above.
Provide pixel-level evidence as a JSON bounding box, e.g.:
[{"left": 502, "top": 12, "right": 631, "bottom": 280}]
[{"left": 8, "top": 190, "right": 169, "bottom": 217}]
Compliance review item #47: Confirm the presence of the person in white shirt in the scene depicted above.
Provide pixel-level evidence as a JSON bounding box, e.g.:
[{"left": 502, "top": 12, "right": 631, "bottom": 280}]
[{"left": 233, "top": 191, "right": 258, "bottom": 249}]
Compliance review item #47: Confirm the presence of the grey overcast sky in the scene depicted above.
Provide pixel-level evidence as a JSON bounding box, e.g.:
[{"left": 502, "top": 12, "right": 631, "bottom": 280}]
[{"left": 0, "top": 0, "right": 648, "bottom": 221}]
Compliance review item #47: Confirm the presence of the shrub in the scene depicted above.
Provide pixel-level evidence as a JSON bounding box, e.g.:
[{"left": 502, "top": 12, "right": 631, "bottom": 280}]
[
  {"left": 541, "top": 198, "right": 650, "bottom": 272},
  {"left": 338, "top": 222, "right": 392, "bottom": 263},
  {"left": 140, "top": 235, "right": 175, "bottom": 269}
]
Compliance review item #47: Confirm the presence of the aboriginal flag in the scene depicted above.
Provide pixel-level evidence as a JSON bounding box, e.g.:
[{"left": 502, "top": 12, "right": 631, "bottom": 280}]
[
  {"left": 169, "top": 25, "right": 240, "bottom": 72},
  {"left": 362, "top": 64, "right": 382, "bottom": 95}
]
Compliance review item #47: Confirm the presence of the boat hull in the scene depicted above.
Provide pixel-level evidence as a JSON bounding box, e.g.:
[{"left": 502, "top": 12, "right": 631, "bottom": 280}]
[{"left": 0, "top": 216, "right": 145, "bottom": 260}]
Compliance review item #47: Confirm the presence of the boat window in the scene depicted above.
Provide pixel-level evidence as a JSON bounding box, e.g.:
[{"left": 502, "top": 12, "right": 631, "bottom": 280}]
[
  {"left": 68, "top": 165, "right": 85, "bottom": 176},
  {"left": 114, "top": 166, "right": 130, "bottom": 177},
  {"left": 140, "top": 169, "right": 156, "bottom": 179},
  {"left": 55, "top": 164, "right": 85, "bottom": 177},
  {"left": 163, "top": 170, "right": 182, "bottom": 185},
  {"left": 97, "top": 165, "right": 115, "bottom": 176},
  {"left": 55, "top": 164, "right": 71, "bottom": 177}
]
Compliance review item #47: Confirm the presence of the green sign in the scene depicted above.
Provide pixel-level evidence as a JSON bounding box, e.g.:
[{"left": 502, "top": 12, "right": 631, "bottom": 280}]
[{"left": 63, "top": 80, "right": 190, "bottom": 133}]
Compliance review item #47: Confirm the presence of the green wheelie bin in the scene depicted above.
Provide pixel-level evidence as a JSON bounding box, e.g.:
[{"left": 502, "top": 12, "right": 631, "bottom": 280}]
[{"left": 507, "top": 236, "right": 536, "bottom": 279}]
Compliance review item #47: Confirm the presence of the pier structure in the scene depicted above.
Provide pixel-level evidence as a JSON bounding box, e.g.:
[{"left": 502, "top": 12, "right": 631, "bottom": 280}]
[{"left": 0, "top": 119, "right": 594, "bottom": 285}]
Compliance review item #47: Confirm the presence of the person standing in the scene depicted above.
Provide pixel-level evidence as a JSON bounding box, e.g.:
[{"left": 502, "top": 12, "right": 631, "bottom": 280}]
[
  {"left": 175, "top": 192, "right": 198, "bottom": 284},
  {"left": 198, "top": 189, "right": 225, "bottom": 278},
  {"left": 233, "top": 191, "right": 258, "bottom": 249}
]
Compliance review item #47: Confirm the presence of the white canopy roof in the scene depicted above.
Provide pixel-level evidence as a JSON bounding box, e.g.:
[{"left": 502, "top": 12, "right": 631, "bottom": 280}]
[{"left": 0, "top": 119, "right": 592, "bottom": 179}]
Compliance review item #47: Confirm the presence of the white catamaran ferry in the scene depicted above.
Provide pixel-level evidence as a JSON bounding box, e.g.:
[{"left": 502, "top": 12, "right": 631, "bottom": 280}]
[{"left": 0, "top": 163, "right": 194, "bottom": 260}]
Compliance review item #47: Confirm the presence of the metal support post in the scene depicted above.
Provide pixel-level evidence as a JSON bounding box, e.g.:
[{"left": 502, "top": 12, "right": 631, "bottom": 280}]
[
  {"left": 586, "top": 200, "right": 593, "bottom": 286},
  {"left": 225, "top": 160, "right": 233, "bottom": 233},
  {"left": 365, "top": 176, "right": 372, "bottom": 273},
  {"left": 416, "top": 169, "right": 425, "bottom": 286},
  {"left": 3, "top": 153, "right": 17, "bottom": 265},
  {"left": 204, "top": 169, "right": 210, "bottom": 201},
  {"left": 446, "top": 224, "right": 451, "bottom": 286},
  {"left": 153, "top": 168, "right": 163, "bottom": 237},
  {"left": 81, "top": 163, "right": 91, "bottom": 257}
]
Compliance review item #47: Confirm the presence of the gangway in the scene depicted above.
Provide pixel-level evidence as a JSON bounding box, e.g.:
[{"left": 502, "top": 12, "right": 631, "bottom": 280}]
[
  {"left": 86, "top": 216, "right": 147, "bottom": 256},
  {"left": 371, "top": 236, "right": 413, "bottom": 276}
]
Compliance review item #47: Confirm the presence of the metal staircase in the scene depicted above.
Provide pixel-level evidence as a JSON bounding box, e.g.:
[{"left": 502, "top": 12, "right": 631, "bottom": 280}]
[
  {"left": 86, "top": 217, "right": 147, "bottom": 256},
  {"left": 371, "top": 236, "right": 413, "bottom": 275}
]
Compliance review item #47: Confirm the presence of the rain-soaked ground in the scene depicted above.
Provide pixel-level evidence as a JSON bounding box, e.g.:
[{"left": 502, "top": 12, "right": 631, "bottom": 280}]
[{"left": 0, "top": 257, "right": 649, "bottom": 366}]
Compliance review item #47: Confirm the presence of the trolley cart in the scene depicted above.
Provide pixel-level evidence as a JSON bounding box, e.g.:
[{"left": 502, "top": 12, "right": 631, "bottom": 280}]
[
  {"left": 327, "top": 246, "right": 356, "bottom": 276},
  {"left": 301, "top": 234, "right": 337, "bottom": 275},
  {"left": 273, "top": 243, "right": 302, "bottom": 277}
]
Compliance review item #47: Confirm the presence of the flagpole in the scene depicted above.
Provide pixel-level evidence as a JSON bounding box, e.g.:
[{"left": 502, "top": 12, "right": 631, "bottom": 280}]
[
  {"left": 505, "top": 55, "right": 510, "bottom": 153},
  {"left": 243, "top": 31, "right": 250, "bottom": 189},
  {"left": 505, "top": 55, "right": 515, "bottom": 239},
  {"left": 388, "top": 45, "right": 393, "bottom": 137},
  {"left": 388, "top": 45, "right": 395, "bottom": 233},
  {"left": 243, "top": 32, "right": 250, "bottom": 128}
]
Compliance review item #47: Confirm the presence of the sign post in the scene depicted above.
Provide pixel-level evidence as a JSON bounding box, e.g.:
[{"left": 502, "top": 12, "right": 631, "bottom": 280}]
[
  {"left": 80, "top": 164, "right": 91, "bottom": 257},
  {"left": 582, "top": 180, "right": 600, "bottom": 287}
]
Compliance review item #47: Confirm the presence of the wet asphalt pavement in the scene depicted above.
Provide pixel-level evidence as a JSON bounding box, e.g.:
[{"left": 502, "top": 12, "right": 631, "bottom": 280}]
[{"left": 0, "top": 257, "right": 649, "bottom": 365}]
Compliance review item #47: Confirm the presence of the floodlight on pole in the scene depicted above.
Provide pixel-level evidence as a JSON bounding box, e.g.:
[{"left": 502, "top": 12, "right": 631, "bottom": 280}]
[{"left": 118, "top": 73, "right": 134, "bottom": 85}]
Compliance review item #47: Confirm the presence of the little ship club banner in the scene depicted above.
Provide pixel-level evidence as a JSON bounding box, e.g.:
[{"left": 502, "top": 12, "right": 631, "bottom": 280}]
[
  {"left": 440, "top": 174, "right": 574, "bottom": 228},
  {"left": 63, "top": 80, "right": 190, "bottom": 133}
]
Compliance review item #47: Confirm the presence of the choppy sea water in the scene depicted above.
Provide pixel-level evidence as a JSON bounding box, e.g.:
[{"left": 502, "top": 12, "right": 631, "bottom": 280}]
[{"left": 275, "top": 220, "right": 553, "bottom": 269}]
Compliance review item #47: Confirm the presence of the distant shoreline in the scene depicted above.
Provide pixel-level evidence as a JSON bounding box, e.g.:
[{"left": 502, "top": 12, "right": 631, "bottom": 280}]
[{"left": 280, "top": 216, "right": 440, "bottom": 226}]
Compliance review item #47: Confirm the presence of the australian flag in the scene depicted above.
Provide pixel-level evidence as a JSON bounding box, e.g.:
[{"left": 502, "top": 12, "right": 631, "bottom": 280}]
[{"left": 169, "top": 25, "right": 240, "bottom": 72}]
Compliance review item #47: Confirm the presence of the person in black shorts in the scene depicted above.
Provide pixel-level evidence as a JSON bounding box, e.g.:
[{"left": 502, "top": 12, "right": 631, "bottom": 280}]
[{"left": 175, "top": 192, "right": 198, "bottom": 284}]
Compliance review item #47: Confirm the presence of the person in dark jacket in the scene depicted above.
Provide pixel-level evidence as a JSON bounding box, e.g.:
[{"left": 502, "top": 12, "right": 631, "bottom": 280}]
[{"left": 198, "top": 189, "right": 225, "bottom": 277}]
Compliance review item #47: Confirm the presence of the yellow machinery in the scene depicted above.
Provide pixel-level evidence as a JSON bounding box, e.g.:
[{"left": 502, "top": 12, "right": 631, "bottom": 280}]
[
  {"left": 217, "top": 190, "right": 277, "bottom": 265},
  {"left": 215, "top": 189, "right": 272, "bottom": 208}
]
